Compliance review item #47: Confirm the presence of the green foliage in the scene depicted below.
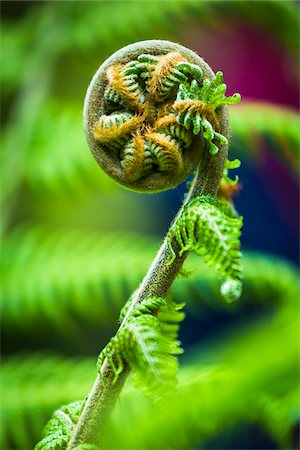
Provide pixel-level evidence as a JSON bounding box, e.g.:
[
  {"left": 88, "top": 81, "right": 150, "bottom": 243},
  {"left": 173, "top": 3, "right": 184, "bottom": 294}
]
[
  {"left": 1, "top": 2, "right": 299, "bottom": 449},
  {"left": 176, "top": 73, "right": 240, "bottom": 155},
  {"left": 168, "top": 195, "right": 243, "bottom": 303},
  {"left": 1, "top": 0, "right": 298, "bottom": 208},
  {"left": 35, "top": 401, "right": 84, "bottom": 450},
  {"left": 97, "top": 297, "right": 184, "bottom": 396},
  {"left": 102, "top": 300, "right": 299, "bottom": 450},
  {"left": 2, "top": 290, "right": 298, "bottom": 450},
  {"left": 2, "top": 228, "right": 298, "bottom": 340},
  {"left": 0, "top": 355, "right": 95, "bottom": 450}
]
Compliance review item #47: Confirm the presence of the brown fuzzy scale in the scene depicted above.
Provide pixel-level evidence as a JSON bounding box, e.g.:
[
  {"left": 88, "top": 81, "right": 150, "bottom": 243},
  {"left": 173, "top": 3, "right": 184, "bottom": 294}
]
[
  {"left": 149, "top": 51, "right": 186, "bottom": 102},
  {"left": 145, "top": 131, "right": 183, "bottom": 173},
  {"left": 218, "top": 182, "right": 241, "bottom": 201},
  {"left": 121, "top": 132, "right": 147, "bottom": 181},
  {"left": 106, "top": 65, "right": 141, "bottom": 109},
  {"left": 94, "top": 115, "right": 143, "bottom": 143},
  {"left": 173, "top": 99, "right": 220, "bottom": 131},
  {"left": 84, "top": 40, "right": 230, "bottom": 193},
  {"left": 154, "top": 115, "right": 179, "bottom": 128}
]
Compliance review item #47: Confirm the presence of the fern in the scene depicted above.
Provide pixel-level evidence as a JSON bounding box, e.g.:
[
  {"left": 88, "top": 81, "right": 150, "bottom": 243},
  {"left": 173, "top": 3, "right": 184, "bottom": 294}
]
[
  {"left": 97, "top": 297, "right": 184, "bottom": 396},
  {"left": 2, "top": 2, "right": 299, "bottom": 449},
  {"left": 168, "top": 195, "right": 243, "bottom": 303},
  {"left": 2, "top": 287, "right": 298, "bottom": 450},
  {"left": 3, "top": 101, "right": 295, "bottom": 200},
  {"left": 2, "top": 227, "right": 298, "bottom": 338},
  {"left": 35, "top": 401, "right": 84, "bottom": 450},
  {"left": 174, "top": 73, "right": 240, "bottom": 155},
  {"left": 23, "top": 102, "right": 116, "bottom": 195},
  {"left": 101, "top": 300, "right": 299, "bottom": 450},
  {"left": 2, "top": 1, "right": 298, "bottom": 208},
  {"left": 33, "top": 297, "right": 183, "bottom": 448},
  {"left": 0, "top": 354, "right": 95, "bottom": 450}
]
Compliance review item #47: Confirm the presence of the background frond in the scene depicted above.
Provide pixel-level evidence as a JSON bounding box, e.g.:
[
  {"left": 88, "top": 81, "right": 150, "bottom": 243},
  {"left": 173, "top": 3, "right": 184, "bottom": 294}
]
[
  {"left": 23, "top": 102, "right": 115, "bottom": 195},
  {"left": 0, "top": 354, "right": 95, "bottom": 450},
  {"left": 102, "top": 300, "right": 299, "bottom": 449},
  {"left": 2, "top": 297, "right": 298, "bottom": 450},
  {"left": 1, "top": 2, "right": 298, "bottom": 449},
  {"left": 2, "top": 228, "right": 298, "bottom": 340}
]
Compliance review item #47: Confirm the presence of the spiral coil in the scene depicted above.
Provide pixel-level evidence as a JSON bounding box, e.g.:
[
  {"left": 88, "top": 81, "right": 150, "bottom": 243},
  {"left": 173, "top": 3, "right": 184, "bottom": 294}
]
[{"left": 84, "top": 41, "right": 240, "bottom": 192}]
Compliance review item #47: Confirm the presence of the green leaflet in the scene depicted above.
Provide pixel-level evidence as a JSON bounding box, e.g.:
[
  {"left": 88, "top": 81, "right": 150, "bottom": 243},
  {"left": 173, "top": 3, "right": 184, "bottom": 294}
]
[
  {"left": 222, "top": 158, "right": 241, "bottom": 185},
  {"left": 35, "top": 401, "right": 84, "bottom": 450},
  {"left": 175, "top": 74, "right": 241, "bottom": 155},
  {"left": 97, "top": 297, "right": 184, "bottom": 397},
  {"left": 168, "top": 195, "right": 243, "bottom": 303}
]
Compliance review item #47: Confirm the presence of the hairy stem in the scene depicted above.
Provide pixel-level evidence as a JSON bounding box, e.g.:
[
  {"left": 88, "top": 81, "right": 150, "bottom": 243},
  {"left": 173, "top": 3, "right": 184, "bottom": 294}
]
[{"left": 67, "top": 141, "right": 227, "bottom": 449}]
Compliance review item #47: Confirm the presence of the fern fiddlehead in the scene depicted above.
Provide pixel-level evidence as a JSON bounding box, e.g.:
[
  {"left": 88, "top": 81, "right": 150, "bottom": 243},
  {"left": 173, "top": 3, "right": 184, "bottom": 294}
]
[
  {"left": 84, "top": 40, "right": 239, "bottom": 192},
  {"left": 36, "top": 40, "right": 241, "bottom": 449}
]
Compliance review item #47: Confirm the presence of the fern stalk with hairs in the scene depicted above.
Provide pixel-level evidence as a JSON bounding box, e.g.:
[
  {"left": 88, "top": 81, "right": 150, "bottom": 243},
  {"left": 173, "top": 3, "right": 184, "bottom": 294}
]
[{"left": 36, "top": 40, "right": 242, "bottom": 449}]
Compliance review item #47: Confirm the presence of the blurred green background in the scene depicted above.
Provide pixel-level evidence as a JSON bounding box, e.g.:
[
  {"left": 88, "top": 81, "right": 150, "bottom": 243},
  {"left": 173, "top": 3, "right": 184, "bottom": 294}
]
[{"left": 1, "top": 1, "right": 299, "bottom": 449}]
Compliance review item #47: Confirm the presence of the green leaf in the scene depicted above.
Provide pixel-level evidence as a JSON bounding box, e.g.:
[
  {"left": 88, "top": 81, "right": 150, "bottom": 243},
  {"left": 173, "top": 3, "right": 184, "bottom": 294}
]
[
  {"left": 168, "top": 195, "right": 243, "bottom": 302},
  {"left": 35, "top": 401, "right": 84, "bottom": 450},
  {"left": 97, "top": 297, "right": 184, "bottom": 397}
]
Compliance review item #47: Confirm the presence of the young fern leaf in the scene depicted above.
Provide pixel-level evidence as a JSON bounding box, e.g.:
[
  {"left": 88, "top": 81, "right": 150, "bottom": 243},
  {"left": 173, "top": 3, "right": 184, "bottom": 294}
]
[
  {"left": 174, "top": 73, "right": 240, "bottom": 155},
  {"left": 35, "top": 401, "right": 85, "bottom": 450},
  {"left": 97, "top": 297, "right": 184, "bottom": 397},
  {"left": 168, "top": 195, "right": 243, "bottom": 303},
  {"left": 222, "top": 158, "right": 241, "bottom": 185}
]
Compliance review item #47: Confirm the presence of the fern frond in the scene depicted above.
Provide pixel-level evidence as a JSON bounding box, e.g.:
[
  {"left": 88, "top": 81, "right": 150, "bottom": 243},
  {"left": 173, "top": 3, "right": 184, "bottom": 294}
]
[
  {"left": 0, "top": 354, "right": 95, "bottom": 450},
  {"left": 3, "top": 228, "right": 298, "bottom": 339},
  {"left": 2, "top": 281, "right": 299, "bottom": 450},
  {"left": 23, "top": 102, "right": 117, "bottom": 195},
  {"left": 101, "top": 301, "right": 299, "bottom": 450},
  {"left": 0, "top": 227, "right": 156, "bottom": 334},
  {"left": 168, "top": 195, "right": 243, "bottom": 303},
  {"left": 97, "top": 297, "right": 184, "bottom": 396},
  {"left": 35, "top": 401, "right": 84, "bottom": 450}
]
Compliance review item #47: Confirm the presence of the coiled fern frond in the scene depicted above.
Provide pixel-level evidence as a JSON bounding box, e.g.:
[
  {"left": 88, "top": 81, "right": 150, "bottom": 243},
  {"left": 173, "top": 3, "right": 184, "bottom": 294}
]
[{"left": 168, "top": 195, "right": 243, "bottom": 303}]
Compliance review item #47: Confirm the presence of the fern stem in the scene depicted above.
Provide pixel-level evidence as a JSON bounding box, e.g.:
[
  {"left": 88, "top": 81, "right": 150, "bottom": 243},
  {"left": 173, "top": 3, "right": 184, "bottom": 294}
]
[
  {"left": 67, "top": 131, "right": 228, "bottom": 448},
  {"left": 68, "top": 40, "right": 230, "bottom": 448}
]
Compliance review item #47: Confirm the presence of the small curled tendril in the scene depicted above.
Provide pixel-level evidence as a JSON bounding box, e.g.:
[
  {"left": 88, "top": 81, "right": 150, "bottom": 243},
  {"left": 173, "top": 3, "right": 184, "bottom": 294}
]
[{"left": 85, "top": 41, "right": 240, "bottom": 192}]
